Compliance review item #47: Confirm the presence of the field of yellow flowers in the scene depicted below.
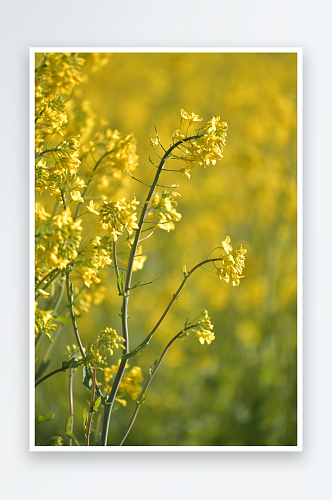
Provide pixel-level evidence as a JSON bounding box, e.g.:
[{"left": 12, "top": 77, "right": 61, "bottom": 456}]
[{"left": 35, "top": 52, "right": 297, "bottom": 446}]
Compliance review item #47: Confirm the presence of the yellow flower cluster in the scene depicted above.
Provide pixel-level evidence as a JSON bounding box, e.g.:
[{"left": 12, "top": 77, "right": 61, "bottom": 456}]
[
  {"left": 147, "top": 191, "right": 182, "bottom": 232},
  {"left": 35, "top": 53, "right": 85, "bottom": 96},
  {"left": 35, "top": 87, "right": 68, "bottom": 141},
  {"left": 35, "top": 202, "right": 50, "bottom": 224},
  {"left": 84, "top": 129, "right": 139, "bottom": 181},
  {"left": 96, "top": 327, "right": 125, "bottom": 359},
  {"left": 35, "top": 136, "right": 81, "bottom": 199},
  {"left": 216, "top": 236, "right": 247, "bottom": 286},
  {"left": 172, "top": 110, "right": 228, "bottom": 178},
  {"left": 75, "top": 236, "right": 112, "bottom": 287},
  {"left": 35, "top": 207, "right": 82, "bottom": 274},
  {"left": 83, "top": 53, "right": 111, "bottom": 72},
  {"left": 95, "top": 197, "right": 139, "bottom": 241},
  {"left": 104, "top": 363, "right": 143, "bottom": 401},
  {"left": 35, "top": 302, "right": 56, "bottom": 340},
  {"left": 193, "top": 310, "right": 215, "bottom": 345}
]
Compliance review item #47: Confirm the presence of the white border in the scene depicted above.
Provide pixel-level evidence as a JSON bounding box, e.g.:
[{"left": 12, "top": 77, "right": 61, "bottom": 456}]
[{"left": 30, "top": 47, "right": 303, "bottom": 452}]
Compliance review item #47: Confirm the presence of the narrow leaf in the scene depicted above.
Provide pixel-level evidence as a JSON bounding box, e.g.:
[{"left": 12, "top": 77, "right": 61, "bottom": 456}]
[
  {"left": 130, "top": 281, "right": 143, "bottom": 290},
  {"left": 149, "top": 359, "right": 158, "bottom": 377},
  {"left": 82, "top": 365, "right": 92, "bottom": 390},
  {"left": 93, "top": 396, "right": 101, "bottom": 413},
  {"left": 136, "top": 388, "right": 151, "bottom": 406},
  {"left": 55, "top": 315, "right": 71, "bottom": 324},
  {"left": 35, "top": 413, "right": 54, "bottom": 425},
  {"left": 66, "top": 416, "right": 80, "bottom": 446},
  {"left": 123, "top": 337, "right": 151, "bottom": 359}
]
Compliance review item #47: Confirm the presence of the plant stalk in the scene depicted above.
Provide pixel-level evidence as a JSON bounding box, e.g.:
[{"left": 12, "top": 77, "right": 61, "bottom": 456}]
[{"left": 100, "top": 136, "right": 200, "bottom": 446}]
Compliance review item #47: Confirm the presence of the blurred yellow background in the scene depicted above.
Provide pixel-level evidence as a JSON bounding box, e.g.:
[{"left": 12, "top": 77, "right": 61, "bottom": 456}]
[{"left": 35, "top": 52, "right": 297, "bottom": 446}]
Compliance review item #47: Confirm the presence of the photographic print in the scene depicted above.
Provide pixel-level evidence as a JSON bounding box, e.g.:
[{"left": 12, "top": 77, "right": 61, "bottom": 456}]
[{"left": 31, "top": 49, "right": 301, "bottom": 450}]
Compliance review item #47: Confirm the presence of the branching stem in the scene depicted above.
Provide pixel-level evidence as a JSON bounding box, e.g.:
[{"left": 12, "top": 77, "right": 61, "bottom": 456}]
[
  {"left": 85, "top": 368, "right": 96, "bottom": 446},
  {"left": 118, "top": 323, "right": 198, "bottom": 446},
  {"left": 100, "top": 136, "right": 201, "bottom": 446}
]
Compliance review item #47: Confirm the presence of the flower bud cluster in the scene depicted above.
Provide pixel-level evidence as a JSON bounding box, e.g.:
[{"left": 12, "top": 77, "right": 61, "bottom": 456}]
[
  {"left": 75, "top": 236, "right": 113, "bottom": 287},
  {"left": 147, "top": 191, "right": 182, "bottom": 232},
  {"left": 172, "top": 110, "right": 228, "bottom": 179},
  {"left": 97, "top": 327, "right": 126, "bottom": 359},
  {"left": 193, "top": 310, "right": 215, "bottom": 345},
  {"left": 36, "top": 207, "right": 82, "bottom": 274},
  {"left": 35, "top": 53, "right": 85, "bottom": 96},
  {"left": 95, "top": 197, "right": 140, "bottom": 241},
  {"left": 35, "top": 302, "right": 56, "bottom": 341},
  {"left": 35, "top": 136, "right": 81, "bottom": 199},
  {"left": 216, "top": 236, "right": 247, "bottom": 286}
]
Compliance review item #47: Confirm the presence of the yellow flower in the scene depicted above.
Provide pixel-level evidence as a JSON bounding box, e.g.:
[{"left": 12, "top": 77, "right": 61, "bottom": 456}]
[
  {"left": 97, "top": 197, "right": 140, "bottom": 241},
  {"left": 215, "top": 237, "right": 247, "bottom": 286},
  {"left": 185, "top": 310, "right": 215, "bottom": 345},
  {"left": 129, "top": 245, "right": 147, "bottom": 271},
  {"left": 180, "top": 109, "right": 203, "bottom": 124},
  {"left": 70, "top": 190, "right": 84, "bottom": 203},
  {"left": 35, "top": 202, "right": 50, "bottom": 222},
  {"left": 38, "top": 289, "right": 49, "bottom": 298}
]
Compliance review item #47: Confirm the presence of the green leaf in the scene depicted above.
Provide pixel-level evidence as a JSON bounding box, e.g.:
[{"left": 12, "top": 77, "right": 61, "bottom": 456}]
[
  {"left": 136, "top": 388, "right": 151, "bottom": 406},
  {"left": 123, "top": 336, "right": 151, "bottom": 359},
  {"left": 83, "top": 365, "right": 92, "bottom": 390},
  {"left": 66, "top": 415, "right": 73, "bottom": 435},
  {"left": 55, "top": 315, "right": 71, "bottom": 324},
  {"left": 35, "top": 413, "right": 54, "bottom": 425},
  {"left": 130, "top": 281, "right": 143, "bottom": 290},
  {"left": 182, "top": 264, "right": 188, "bottom": 278},
  {"left": 62, "top": 352, "right": 84, "bottom": 370},
  {"left": 66, "top": 416, "right": 80, "bottom": 445},
  {"left": 93, "top": 396, "right": 101, "bottom": 413},
  {"left": 149, "top": 359, "right": 158, "bottom": 377}
]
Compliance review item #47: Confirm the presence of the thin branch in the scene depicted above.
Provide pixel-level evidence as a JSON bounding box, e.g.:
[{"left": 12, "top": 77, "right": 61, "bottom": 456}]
[
  {"left": 35, "top": 147, "right": 59, "bottom": 160},
  {"left": 112, "top": 240, "right": 120, "bottom": 282},
  {"left": 118, "top": 324, "right": 198, "bottom": 446},
  {"left": 129, "top": 271, "right": 167, "bottom": 290},
  {"left": 65, "top": 269, "right": 103, "bottom": 398},
  {"left": 125, "top": 257, "right": 222, "bottom": 359},
  {"left": 85, "top": 368, "right": 96, "bottom": 446},
  {"left": 100, "top": 135, "right": 202, "bottom": 446},
  {"left": 35, "top": 366, "right": 68, "bottom": 387},
  {"left": 68, "top": 368, "right": 74, "bottom": 446},
  {"left": 138, "top": 229, "right": 155, "bottom": 242}
]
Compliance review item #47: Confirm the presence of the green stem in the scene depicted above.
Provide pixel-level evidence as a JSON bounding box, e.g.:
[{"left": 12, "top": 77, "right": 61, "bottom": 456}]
[
  {"left": 35, "top": 366, "right": 68, "bottom": 387},
  {"left": 35, "top": 148, "right": 59, "bottom": 160},
  {"left": 100, "top": 136, "right": 201, "bottom": 446},
  {"left": 126, "top": 257, "right": 223, "bottom": 359},
  {"left": 65, "top": 269, "right": 103, "bottom": 398},
  {"left": 118, "top": 324, "right": 198, "bottom": 446},
  {"left": 68, "top": 368, "right": 74, "bottom": 446},
  {"left": 85, "top": 368, "right": 96, "bottom": 446}
]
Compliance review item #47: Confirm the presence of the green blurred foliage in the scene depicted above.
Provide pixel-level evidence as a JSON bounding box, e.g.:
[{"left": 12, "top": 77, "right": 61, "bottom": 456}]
[{"left": 35, "top": 52, "right": 297, "bottom": 446}]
